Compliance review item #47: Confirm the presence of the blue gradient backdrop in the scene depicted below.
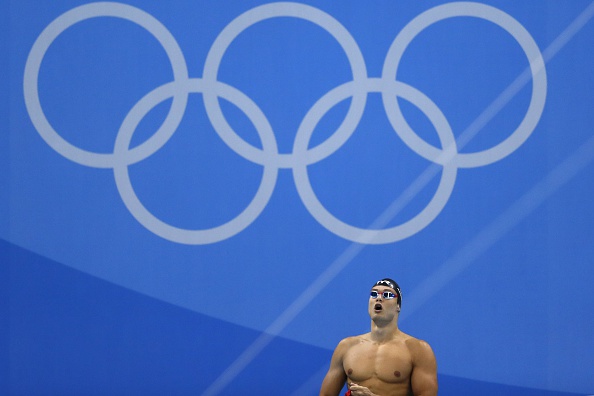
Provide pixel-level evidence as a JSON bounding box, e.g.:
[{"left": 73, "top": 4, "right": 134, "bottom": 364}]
[{"left": 2, "top": 1, "right": 594, "bottom": 394}]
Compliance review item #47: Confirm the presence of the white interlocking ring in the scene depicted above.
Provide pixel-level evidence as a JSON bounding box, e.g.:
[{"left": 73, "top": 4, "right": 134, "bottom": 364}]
[
  {"left": 382, "top": 1, "right": 547, "bottom": 168},
  {"left": 113, "top": 79, "right": 278, "bottom": 244},
  {"left": 201, "top": 1, "right": 368, "bottom": 169},
  {"left": 24, "top": 2, "right": 189, "bottom": 168}
]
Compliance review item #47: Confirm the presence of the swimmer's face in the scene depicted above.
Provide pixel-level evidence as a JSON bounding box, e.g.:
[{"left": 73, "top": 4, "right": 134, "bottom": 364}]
[{"left": 368, "top": 286, "right": 400, "bottom": 319}]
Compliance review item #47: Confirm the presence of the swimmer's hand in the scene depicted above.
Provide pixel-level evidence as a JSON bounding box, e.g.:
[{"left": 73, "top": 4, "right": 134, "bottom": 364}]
[{"left": 348, "top": 383, "right": 379, "bottom": 396}]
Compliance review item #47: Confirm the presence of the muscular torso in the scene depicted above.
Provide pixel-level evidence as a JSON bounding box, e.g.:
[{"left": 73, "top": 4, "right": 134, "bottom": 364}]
[{"left": 343, "top": 334, "right": 414, "bottom": 396}]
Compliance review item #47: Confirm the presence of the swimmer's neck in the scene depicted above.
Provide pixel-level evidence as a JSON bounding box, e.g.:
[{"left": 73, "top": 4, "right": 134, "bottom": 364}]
[{"left": 369, "top": 319, "right": 401, "bottom": 342}]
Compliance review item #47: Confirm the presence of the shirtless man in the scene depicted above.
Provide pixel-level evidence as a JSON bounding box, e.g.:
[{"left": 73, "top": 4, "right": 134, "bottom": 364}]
[{"left": 319, "top": 278, "right": 438, "bottom": 396}]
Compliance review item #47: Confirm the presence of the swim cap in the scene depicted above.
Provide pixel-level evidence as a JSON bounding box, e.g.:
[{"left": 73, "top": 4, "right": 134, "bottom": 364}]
[{"left": 372, "top": 278, "right": 402, "bottom": 307}]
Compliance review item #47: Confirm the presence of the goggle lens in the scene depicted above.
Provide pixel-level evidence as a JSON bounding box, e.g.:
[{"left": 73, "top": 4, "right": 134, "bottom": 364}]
[{"left": 370, "top": 291, "right": 396, "bottom": 299}]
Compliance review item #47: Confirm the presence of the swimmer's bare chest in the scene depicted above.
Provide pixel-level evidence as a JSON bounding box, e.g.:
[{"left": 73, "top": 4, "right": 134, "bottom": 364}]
[{"left": 343, "top": 338, "right": 413, "bottom": 396}]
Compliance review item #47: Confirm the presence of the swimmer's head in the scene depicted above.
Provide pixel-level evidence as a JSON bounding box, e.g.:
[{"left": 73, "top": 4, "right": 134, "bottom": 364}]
[{"left": 372, "top": 278, "right": 402, "bottom": 307}]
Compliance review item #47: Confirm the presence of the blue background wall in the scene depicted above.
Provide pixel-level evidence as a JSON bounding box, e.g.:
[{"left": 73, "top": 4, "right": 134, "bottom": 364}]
[{"left": 2, "top": 0, "right": 594, "bottom": 394}]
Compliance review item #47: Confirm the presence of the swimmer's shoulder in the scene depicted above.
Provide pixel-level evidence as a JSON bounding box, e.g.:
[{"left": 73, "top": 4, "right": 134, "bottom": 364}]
[
  {"left": 336, "top": 333, "right": 372, "bottom": 351},
  {"left": 402, "top": 333, "right": 435, "bottom": 361}
]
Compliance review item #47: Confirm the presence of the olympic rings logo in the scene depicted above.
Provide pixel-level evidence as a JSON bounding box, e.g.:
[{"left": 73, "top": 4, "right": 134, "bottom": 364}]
[{"left": 23, "top": 1, "right": 547, "bottom": 245}]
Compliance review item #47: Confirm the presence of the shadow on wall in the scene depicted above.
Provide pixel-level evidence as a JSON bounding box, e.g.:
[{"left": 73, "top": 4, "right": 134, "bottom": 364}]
[{"left": 2, "top": 240, "right": 585, "bottom": 396}]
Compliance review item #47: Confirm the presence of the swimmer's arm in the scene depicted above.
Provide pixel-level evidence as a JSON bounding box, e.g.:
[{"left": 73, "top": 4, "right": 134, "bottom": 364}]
[
  {"left": 319, "top": 339, "right": 349, "bottom": 396},
  {"left": 410, "top": 340, "right": 438, "bottom": 396}
]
